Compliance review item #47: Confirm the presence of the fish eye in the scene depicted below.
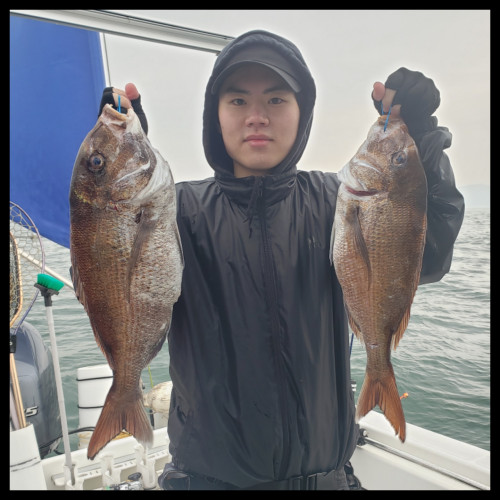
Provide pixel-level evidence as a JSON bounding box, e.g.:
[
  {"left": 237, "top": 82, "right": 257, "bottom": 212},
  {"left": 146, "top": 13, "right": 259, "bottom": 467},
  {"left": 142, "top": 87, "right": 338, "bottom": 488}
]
[
  {"left": 391, "top": 151, "right": 407, "bottom": 167},
  {"left": 88, "top": 153, "right": 105, "bottom": 172}
]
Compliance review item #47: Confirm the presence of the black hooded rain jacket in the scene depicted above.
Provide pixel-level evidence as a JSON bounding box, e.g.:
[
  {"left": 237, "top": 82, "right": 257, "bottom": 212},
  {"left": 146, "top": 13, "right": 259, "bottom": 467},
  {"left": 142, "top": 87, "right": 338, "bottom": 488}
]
[{"left": 167, "top": 30, "right": 465, "bottom": 488}]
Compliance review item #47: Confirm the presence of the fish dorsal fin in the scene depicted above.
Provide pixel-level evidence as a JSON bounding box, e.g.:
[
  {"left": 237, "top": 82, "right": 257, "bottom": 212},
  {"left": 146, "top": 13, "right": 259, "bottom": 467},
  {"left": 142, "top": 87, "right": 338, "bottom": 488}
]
[
  {"left": 329, "top": 219, "right": 336, "bottom": 266},
  {"left": 392, "top": 304, "right": 411, "bottom": 350},
  {"left": 174, "top": 223, "right": 185, "bottom": 269},
  {"left": 346, "top": 306, "right": 363, "bottom": 341},
  {"left": 90, "top": 318, "right": 116, "bottom": 370},
  {"left": 70, "top": 260, "right": 116, "bottom": 369},
  {"left": 69, "top": 261, "right": 83, "bottom": 305}
]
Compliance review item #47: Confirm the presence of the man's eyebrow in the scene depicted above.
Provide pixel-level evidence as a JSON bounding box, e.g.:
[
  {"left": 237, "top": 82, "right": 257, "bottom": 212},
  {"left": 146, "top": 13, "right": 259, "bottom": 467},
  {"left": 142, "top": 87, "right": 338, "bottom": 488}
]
[
  {"left": 263, "top": 85, "right": 293, "bottom": 94},
  {"left": 222, "top": 86, "right": 250, "bottom": 95},
  {"left": 221, "top": 85, "right": 293, "bottom": 95}
]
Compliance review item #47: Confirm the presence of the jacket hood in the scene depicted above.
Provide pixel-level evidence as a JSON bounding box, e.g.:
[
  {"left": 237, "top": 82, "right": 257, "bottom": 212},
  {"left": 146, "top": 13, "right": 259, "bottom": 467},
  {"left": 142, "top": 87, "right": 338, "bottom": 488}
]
[{"left": 202, "top": 30, "right": 316, "bottom": 178}]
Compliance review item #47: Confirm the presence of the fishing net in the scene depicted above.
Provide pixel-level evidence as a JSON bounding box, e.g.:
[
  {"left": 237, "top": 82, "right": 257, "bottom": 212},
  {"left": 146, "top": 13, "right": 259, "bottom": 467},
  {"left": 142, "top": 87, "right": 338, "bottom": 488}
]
[
  {"left": 10, "top": 202, "right": 46, "bottom": 430},
  {"left": 9, "top": 202, "right": 45, "bottom": 332},
  {"left": 9, "top": 232, "right": 22, "bottom": 327}
]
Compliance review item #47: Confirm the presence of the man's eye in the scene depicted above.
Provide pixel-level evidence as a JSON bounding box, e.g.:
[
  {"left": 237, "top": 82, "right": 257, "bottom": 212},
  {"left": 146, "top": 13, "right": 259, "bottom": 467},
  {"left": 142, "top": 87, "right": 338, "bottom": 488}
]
[
  {"left": 231, "top": 98, "right": 246, "bottom": 106},
  {"left": 269, "top": 97, "right": 284, "bottom": 104}
]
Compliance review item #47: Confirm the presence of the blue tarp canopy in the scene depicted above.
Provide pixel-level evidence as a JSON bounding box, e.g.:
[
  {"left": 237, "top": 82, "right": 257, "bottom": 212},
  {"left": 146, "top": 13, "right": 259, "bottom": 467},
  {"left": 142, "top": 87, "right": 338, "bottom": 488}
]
[{"left": 10, "top": 16, "right": 106, "bottom": 248}]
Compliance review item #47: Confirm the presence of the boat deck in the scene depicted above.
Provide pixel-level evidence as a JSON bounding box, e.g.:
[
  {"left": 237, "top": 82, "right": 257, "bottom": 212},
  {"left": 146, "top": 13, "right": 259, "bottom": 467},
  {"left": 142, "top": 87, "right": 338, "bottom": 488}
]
[{"left": 32, "top": 411, "right": 489, "bottom": 490}]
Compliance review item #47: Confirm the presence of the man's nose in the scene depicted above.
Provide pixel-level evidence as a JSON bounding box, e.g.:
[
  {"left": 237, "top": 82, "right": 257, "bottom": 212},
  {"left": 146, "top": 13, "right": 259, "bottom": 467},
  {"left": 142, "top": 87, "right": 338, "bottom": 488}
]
[{"left": 245, "top": 104, "right": 269, "bottom": 127}]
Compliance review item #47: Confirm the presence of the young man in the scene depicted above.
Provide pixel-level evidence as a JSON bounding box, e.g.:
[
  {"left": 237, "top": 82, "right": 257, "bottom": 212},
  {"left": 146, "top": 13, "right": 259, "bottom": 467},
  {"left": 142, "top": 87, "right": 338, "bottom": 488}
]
[{"left": 100, "top": 30, "right": 464, "bottom": 490}]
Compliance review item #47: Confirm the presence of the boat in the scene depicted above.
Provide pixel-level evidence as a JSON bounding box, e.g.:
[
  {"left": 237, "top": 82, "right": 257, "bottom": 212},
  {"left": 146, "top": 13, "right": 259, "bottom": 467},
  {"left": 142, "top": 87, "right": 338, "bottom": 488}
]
[
  {"left": 9, "top": 10, "right": 490, "bottom": 491},
  {"left": 10, "top": 351, "right": 490, "bottom": 490},
  {"left": 8, "top": 221, "right": 491, "bottom": 491},
  {"left": 9, "top": 319, "right": 491, "bottom": 491}
]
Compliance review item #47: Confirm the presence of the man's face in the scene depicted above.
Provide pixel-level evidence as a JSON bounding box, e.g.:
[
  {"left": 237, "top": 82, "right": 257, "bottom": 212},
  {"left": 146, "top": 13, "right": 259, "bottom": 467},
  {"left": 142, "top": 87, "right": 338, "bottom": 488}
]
[{"left": 218, "top": 64, "right": 300, "bottom": 178}]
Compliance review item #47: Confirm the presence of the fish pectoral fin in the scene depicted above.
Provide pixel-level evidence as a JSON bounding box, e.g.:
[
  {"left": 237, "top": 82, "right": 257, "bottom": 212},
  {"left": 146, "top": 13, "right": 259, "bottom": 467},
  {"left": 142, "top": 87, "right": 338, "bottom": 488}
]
[
  {"left": 346, "top": 205, "right": 372, "bottom": 288},
  {"left": 350, "top": 206, "right": 372, "bottom": 286},
  {"left": 126, "top": 208, "right": 158, "bottom": 302}
]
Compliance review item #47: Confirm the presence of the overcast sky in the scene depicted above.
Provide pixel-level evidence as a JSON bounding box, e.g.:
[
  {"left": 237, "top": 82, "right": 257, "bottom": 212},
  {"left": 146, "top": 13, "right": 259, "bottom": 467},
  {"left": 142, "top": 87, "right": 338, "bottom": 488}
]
[{"left": 103, "top": 10, "right": 490, "bottom": 189}]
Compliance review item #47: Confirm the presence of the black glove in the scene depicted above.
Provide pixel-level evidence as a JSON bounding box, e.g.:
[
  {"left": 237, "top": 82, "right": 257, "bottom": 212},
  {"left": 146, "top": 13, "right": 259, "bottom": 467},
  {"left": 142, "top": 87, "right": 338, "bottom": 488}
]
[
  {"left": 373, "top": 67, "right": 440, "bottom": 139},
  {"left": 98, "top": 87, "right": 149, "bottom": 135}
]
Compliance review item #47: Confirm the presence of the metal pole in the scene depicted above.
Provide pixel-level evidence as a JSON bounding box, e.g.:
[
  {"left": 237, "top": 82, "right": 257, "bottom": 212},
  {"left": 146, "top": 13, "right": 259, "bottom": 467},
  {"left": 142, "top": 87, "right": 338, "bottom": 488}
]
[
  {"left": 10, "top": 9, "right": 233, "bottom": 54},
  {"left": 44, "top": 301, "right": 75, "bottom": 485}
]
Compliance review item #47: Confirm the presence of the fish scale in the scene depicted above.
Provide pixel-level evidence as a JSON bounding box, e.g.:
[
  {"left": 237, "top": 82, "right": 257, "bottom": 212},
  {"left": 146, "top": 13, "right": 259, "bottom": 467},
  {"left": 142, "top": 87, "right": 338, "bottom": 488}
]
[
  {"left": 69, "top": 104, "right": 183, "bottom": 459},
  {"left": 331, "top": 115, "right": 427, "bottom": 442}
]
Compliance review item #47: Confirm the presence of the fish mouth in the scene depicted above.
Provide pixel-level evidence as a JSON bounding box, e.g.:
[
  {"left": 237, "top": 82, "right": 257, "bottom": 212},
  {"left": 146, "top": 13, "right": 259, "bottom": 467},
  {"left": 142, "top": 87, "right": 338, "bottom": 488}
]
[
  {"left": 100, "top": 104, "right": 144, "bottom": 136},
  {"left": 338, "top": 161, "right": 380, "bottom": 197},
  {"left": 344, "top": 186, "right": 378, "bottom": 197},
  {"left": 102, "top": 103, "right": 128, "bottom": 120}
]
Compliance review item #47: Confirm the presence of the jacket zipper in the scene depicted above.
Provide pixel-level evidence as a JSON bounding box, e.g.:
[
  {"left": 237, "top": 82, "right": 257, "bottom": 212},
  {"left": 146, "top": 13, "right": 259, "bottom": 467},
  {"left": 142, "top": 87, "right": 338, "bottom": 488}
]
[{"left": 256, "top": 177, "right": 290, "bottom": 479}]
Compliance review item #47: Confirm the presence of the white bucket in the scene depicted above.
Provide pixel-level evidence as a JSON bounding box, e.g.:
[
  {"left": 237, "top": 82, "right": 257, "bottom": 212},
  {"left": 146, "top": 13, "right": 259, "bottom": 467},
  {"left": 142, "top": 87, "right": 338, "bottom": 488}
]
[
  {"left": 10, "top": 423, "right": 47, "bottom": 490},
  {"left": 77, "top": 364, "right": 113, "bottom": 429}
]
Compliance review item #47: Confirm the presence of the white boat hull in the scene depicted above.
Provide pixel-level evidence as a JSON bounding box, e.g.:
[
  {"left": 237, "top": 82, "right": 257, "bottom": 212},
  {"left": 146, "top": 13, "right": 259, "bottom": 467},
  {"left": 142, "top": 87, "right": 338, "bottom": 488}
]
[
  {"left": 38, "top": 428, "right": 171, "bottom": 490},
  {"left": 11, "top": 362, "right": 490, "bottom": 490},
  {"left": 351, "top": 411, "right": 490, "bottom": 490},
  {"left": 16, "top": 411, "right": 489, "bottom": 490}
]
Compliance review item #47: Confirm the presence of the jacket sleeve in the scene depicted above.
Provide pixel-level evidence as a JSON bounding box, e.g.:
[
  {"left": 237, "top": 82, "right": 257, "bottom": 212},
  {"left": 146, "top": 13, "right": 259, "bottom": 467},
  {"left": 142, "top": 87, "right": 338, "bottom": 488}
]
[{"left": 416, "top": 120, "right": 465, "bottom": 285}]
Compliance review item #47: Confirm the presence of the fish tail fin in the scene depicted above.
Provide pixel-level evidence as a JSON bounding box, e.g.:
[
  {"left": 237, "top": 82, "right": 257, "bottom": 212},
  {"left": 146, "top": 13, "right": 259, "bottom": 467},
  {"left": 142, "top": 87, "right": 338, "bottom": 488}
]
[
  {"left": 87, "top": 384, "right": 153, "bottom": 460},
  {"left": 356, "top": 369, "right": 406, "bottom": 442}
]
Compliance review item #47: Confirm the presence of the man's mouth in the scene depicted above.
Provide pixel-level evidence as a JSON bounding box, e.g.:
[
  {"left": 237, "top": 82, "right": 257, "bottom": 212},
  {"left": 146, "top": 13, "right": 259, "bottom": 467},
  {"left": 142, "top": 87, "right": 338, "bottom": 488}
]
[{"left": 245, "top": 135, "right": 272, "bottom": 146}]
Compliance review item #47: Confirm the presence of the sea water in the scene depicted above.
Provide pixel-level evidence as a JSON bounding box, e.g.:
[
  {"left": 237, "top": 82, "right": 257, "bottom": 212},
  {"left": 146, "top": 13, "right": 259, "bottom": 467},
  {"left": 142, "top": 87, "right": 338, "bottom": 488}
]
[
  {"left": 19, "top": 207, "right": 490, "bottom": 453},
  {"left": 350, "top": 206, "right": 490, "bottom": 450}
]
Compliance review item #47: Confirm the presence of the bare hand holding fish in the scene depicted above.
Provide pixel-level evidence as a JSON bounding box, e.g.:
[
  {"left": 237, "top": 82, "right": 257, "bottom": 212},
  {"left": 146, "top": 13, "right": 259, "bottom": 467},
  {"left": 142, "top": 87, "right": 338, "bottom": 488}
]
[
  {"left": 69, "top": 103, "right": 183, "bottom": 459},
  {"left": 331, "top": 114, "right": 427, "bottom": 442}
]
